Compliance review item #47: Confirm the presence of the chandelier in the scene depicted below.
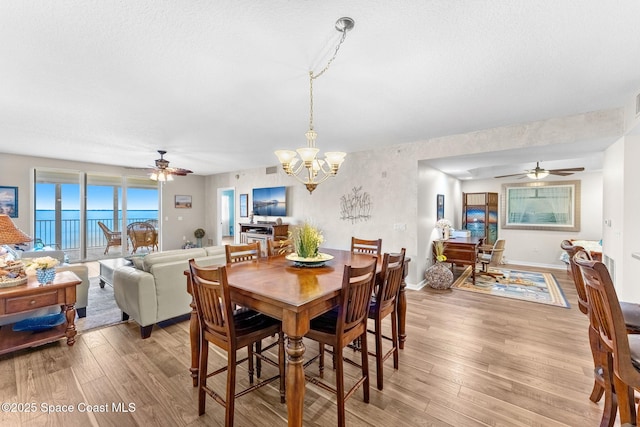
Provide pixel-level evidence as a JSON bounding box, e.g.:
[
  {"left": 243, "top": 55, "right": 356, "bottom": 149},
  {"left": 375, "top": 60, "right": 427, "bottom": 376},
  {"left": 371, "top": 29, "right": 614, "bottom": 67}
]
[{"left": 275, "top": 17, "right": 354, "bottom": 194}]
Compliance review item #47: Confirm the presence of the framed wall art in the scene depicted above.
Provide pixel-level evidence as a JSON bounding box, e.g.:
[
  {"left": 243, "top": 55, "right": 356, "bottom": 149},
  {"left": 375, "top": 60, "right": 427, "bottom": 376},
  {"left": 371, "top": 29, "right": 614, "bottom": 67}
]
[
  {"left": 0, "top": 186, "right": 18, "bottom": 218},
  {"left": 239, "top": 193, "right": 248, "bottom": 217},
  {"left": 436, "top": 194, "right": 444, "bottom": 220},
  {"left": 175, "top": 195, "right": 192, "bottom": 209},
  {"left": 501, "top": 180, "right": 580, "bottom": 231}
]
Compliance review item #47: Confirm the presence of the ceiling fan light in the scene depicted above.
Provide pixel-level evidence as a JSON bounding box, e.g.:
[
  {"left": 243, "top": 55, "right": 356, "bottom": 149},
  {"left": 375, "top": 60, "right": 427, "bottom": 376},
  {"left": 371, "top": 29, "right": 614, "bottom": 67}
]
[
  {"left": 149, "top": 171, "right": 158, "bottom": 181},
  {"left": 527, "top": 170, "right": 549, "bottom": 179}
]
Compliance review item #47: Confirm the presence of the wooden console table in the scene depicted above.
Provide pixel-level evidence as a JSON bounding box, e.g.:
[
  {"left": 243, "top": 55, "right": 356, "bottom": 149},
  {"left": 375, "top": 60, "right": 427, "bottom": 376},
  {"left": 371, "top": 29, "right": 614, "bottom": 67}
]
[
  {"left": 0, "top": 270, "right": 80, "bottom": 355},
  {"left": 239, "top": 222, "right": 289, "bottom": 256}
]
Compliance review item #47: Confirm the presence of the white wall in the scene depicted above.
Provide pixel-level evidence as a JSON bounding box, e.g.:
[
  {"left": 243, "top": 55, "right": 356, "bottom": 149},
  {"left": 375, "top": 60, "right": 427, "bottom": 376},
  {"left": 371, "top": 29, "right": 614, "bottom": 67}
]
[{"left": 461, "top": 172, "right": 603, "bottom": 268}]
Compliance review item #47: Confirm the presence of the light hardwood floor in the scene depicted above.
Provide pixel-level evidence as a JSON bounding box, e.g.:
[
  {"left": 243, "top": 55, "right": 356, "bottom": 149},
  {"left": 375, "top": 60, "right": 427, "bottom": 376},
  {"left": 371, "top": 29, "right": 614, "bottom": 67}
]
[{"left": 0, "top": 264, "right": 617, "bottom": 426}]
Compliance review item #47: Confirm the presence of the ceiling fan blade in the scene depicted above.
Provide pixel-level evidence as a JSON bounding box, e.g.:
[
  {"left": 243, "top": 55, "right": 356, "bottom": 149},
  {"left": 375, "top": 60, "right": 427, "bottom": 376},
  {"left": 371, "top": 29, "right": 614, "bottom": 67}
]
[
  {"left": 548, "top": 171, "right": 574, "bottom": 176},
  {"left": 167, "top": 167, "right": 193, "bottom": 176},
  {"left": 493, "top": 173, "right": 526, "bottom": 178},
  {"left": 547, "top": 167, "right": 585, "bottom": 173}
]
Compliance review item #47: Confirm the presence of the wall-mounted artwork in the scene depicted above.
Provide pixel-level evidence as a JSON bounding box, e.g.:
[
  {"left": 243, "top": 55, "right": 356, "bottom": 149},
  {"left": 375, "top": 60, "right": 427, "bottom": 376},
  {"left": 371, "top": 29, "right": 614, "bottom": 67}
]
[
  {"left": 501, "top": 180, "right": 580, "bottom": 231},
  {"left": 239, "top": 194, "right": 248, "bottom": 217},
  {"left": 175, "top": 195, "right": 192, "bottom": 209},
  {"left": 340, "top": 186, "right": 371, "bottom": 223},
  {"left": 0, "top": 186, "right": 18, "bottom": 218},
  {"left": 436, "top": 194, "right": 444, "bottom": 220}
]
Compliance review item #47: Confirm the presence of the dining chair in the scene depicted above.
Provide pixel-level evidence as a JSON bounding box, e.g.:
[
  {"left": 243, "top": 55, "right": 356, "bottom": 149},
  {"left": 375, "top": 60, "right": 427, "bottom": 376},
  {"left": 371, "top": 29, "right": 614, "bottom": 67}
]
[
  {"left": 188, "top": 259, "right": 285, "bottom": 426},
  {"left": 267, "top": 238, "right": 294, "bottom": 257},
  {"left": 476, "top": 239, "right": 505, "bottom": 279},
  {"left": 225, "top": 242, "right": 261, "bottom": 263},
  {"left": 304, "top": 259, "right": 377, "bottom": 427},
  {"left": 561, "top": 241, "right": 640, "bottom": 427},
  {"left": 574, "top": 253, "right": 640, "bottom": 426},
  {"left": 350, "top": 237, "right": 382, "bottom": 257},
  {"left": 97, "top": 221, "right": 122, "bottom": 255},
  {"left": 367, "top": 248, "right": 406, "bottom": 390}
]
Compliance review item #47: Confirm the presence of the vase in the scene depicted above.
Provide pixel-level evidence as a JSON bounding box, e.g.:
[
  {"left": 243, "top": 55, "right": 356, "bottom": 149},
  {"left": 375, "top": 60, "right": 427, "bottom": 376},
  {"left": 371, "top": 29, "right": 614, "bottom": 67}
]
[
  {"left": 36, "top": 268, "right": 56, "bottom": 284},
  {"left": 425, "top": 262, "right": 454, "bottom": 290},
  {"left": 443, "top": 228, "right": 450, "bottom": 239}
]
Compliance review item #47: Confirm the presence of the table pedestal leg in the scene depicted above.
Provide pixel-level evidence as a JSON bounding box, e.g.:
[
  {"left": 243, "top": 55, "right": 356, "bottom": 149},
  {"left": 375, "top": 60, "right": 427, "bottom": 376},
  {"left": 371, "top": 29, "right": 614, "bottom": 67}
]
[{"left": 286, "top": 336, "right": 305, "bottom": 427}]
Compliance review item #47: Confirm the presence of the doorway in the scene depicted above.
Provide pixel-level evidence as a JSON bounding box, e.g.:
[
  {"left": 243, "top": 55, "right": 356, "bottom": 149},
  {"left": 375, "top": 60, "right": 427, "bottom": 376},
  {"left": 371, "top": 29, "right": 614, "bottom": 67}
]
[{"left": 217, "top": 187, "right": 235, "bottom": 245}]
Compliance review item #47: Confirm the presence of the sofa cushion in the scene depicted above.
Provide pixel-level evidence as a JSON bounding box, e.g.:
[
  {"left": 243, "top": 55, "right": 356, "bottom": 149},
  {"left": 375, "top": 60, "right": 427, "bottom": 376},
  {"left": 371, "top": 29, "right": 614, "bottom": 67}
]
[
  {"left": 204, "top": 246, "right": 226, "bottom": 258},
  {"left": 141, "top": 248, "right": 207, "bottom": 272},
  {"left": 131, "top": 256, "right": 145, "bottom": 270}
]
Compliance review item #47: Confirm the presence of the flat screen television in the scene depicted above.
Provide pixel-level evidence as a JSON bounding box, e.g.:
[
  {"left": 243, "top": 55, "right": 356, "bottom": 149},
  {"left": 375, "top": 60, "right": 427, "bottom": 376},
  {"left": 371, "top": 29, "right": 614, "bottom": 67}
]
[{"left": 252, "top": 186, "right": 286, "bottom": 216}]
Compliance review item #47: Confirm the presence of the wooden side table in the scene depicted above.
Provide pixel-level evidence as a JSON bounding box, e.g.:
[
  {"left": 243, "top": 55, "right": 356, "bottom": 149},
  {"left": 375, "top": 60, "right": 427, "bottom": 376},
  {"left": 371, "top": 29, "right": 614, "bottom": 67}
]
[{"left": 0, "top": 270, "right": 80, "bottom": 355}]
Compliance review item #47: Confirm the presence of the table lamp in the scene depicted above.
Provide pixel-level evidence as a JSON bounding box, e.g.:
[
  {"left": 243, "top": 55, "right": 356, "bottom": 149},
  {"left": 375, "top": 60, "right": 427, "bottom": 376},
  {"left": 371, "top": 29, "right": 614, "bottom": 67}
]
[{"left": 0, "top": 214, "right": 33, "bottom": 247}]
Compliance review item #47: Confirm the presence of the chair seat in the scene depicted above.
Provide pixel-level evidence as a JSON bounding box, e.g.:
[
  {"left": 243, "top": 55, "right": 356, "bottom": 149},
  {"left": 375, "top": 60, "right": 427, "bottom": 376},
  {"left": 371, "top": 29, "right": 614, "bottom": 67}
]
[
  {"left": 478, "top": 253, "right": 491, "bottom": 263},
  {"left": 621, "top": 301, "right": 640, "bottom": 333},
  {"left": 309, "top": 308, "right": 340, "bottom": 334},
  {"left": 233, "top": 309, "right": 279, "bottom": 334}
]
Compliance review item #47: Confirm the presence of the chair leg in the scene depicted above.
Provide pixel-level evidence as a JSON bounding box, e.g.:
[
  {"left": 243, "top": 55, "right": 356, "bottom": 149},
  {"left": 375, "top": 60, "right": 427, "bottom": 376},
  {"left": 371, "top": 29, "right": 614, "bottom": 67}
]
[
  {"left": 614, "top": 373, "right": 636, "bottom": 426},
  {"left": 226, "top": 349, "right": 237, "bottom": 427},
  {"left": 391, "top": 309, "right": 399, "bottom": 370},
  {"left": 374, "top": 316, "right": 384, "bottom": 391},
  {"left": 247, "top": 343, "right": 255, "bottom": 385},
  {"left": 599, "top": 351, "right": 617, "bottom": 427},
  {"left": 198, "top": 336, "right": 209, "bottom": 415},
  {"left": 335, "top": 345, "right": 346, "bottom": 427},
  {"left": 319, "top": 342, "right": 325, "bottom": 378},
  {"left": 360, "top": 332, "right": 370, "bottom": 404},
  {"left": 588, "top": 326, "right": 605, "bottom": 403},
  {"left": 278, "top": 331, "right": 286, "bottom": 403},
  {"left": 255, "top": 340, "right": 262, "bottom": 378}
]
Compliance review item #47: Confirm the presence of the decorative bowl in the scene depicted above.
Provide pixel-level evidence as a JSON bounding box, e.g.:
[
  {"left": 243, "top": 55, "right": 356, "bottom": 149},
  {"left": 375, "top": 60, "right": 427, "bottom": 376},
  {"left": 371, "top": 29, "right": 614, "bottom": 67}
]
[{"left": 285, "top": 253, "right": 334, "bottom": 268}]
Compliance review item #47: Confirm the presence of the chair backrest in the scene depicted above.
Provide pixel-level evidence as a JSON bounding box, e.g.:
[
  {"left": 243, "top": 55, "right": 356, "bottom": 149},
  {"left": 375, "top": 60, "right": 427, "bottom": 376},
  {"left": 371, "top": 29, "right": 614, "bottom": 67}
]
[
  {"left": 574, "top": 251, "right": 640, "bottom": 385},
  {"left": 188, "top": 259, "right": 235, "bottom": 340},
  {"left": 98, "top": 221, "right": 114, "bottom": 236},
  {"left": 225, "top": 242, "right": 261, "bottom": 263},
  {"left": 127, "top": 221, "right": 157, "bottom": 246},
  {"left": 373, "top": 249, "right": 406, "bottom": 313},
  {"left": 487, "top": 239, "right": 505, "bottom": 265},
  {"left": 560, "top": 239, "right": 591, "bottom": 315},
  {"left": 336, "top": 259, "right": 377, "bottom": 338},
  {"left": 351, "top": 237, "right": 382, "bottom": 257},
  {"left": 267, "top": 238, "right": 294, "bottom": 257}
]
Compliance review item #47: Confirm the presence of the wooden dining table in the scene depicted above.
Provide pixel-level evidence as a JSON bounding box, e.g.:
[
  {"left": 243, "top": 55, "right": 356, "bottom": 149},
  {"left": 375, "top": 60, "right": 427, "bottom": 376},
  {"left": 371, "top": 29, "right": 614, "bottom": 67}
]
[{"left": 185, "top": 247, "right": 409, "bottom": 427}]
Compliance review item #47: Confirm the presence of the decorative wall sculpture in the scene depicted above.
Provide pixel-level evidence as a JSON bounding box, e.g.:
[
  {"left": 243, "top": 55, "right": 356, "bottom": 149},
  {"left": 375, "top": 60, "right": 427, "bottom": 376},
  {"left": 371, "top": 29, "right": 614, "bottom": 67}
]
[{"left": 340, "top": 186, "right": 371, "bottom": 223}]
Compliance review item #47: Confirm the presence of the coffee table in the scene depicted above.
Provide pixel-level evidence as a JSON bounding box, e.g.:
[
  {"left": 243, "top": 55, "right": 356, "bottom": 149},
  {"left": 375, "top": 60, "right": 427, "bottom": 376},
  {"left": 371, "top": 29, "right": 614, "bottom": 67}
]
[{"left": 98, "top": 258, "right": 132, "bottom": 288}]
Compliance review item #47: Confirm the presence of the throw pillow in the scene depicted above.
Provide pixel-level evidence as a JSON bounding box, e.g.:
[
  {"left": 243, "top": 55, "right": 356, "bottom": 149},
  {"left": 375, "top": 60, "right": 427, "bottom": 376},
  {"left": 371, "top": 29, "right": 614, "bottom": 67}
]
[{"left": 131, "top": 256, "right": 145, "bottom": 270}]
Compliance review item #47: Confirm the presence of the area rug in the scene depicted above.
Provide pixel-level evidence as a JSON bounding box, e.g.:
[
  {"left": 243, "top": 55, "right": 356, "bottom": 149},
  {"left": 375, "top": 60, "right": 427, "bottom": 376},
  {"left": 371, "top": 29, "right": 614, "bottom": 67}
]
[
  {"left": 451, "top": 266, "right": 570, "bottom": 308},
  {"left": 75, "top": 277, "right": 123, "bottom": 332}
]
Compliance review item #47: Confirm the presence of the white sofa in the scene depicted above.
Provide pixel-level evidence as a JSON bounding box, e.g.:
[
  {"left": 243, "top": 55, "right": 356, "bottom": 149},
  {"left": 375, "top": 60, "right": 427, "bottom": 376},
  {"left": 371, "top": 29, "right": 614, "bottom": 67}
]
[
  {"left": 113, "top": 246, "right": 226, "bottom": 338},
  {"left": 0, "top": 250, "right": 90, "bottom": 326}
]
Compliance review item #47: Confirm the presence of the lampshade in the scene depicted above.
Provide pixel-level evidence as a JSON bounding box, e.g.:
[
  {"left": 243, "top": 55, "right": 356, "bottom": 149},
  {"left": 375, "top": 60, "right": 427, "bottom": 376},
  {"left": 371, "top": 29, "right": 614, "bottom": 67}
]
[{"left": 0, "top": 215, "right": 32, "bottom": 245}]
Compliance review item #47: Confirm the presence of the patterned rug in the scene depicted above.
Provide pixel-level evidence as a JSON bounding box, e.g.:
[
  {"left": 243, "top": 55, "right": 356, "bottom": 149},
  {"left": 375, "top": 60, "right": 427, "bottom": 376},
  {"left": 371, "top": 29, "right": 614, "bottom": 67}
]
[{"left": 451, "top": 266, "right": 570, "bottom": 308}]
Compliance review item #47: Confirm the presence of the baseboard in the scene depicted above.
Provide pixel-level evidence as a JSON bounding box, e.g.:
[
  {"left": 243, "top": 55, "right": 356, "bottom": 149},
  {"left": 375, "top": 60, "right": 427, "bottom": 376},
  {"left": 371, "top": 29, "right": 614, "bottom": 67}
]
[{"left": 505, "top": 260, "right": 568, "bottom": 271}]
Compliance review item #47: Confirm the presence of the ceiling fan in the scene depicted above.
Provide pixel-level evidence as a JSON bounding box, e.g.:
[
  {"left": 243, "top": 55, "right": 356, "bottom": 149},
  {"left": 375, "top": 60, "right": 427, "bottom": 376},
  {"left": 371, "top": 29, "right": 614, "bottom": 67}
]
[
  {"left": 494, "top": 161, "right": 585, "bottom": 180},
  {"left": 148, "top": 150, "right": 193, "bottom": 181}
]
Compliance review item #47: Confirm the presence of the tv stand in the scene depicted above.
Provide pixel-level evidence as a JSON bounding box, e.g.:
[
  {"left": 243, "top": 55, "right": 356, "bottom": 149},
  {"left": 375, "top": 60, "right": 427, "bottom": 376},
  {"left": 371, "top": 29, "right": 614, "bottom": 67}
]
[{"left": 239, "top": 223, "right": 289, "bottom": 255}]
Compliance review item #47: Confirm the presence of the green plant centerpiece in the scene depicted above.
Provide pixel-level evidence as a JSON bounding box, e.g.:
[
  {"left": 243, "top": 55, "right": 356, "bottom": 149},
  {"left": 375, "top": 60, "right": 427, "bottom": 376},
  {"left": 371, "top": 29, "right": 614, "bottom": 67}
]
[
  {"left": 194, "top": 228, "right": 205, "bottom": 239},
  {"left": 291, "top": 222, "right": 324, "bottom": 259}
]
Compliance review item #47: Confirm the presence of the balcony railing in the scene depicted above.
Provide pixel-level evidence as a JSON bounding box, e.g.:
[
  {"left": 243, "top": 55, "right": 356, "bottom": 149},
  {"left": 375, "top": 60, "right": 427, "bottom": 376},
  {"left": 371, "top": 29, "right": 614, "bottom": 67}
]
[{"left": 34, "top": 217, "right": 157, "bottom": 261}]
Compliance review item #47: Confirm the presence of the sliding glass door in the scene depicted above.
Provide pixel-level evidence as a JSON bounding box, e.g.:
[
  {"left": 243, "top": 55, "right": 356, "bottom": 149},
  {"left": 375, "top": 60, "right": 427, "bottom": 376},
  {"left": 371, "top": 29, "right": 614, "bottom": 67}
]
[{"left": 34, "top": 169, "right": 158, "bottom": 262}]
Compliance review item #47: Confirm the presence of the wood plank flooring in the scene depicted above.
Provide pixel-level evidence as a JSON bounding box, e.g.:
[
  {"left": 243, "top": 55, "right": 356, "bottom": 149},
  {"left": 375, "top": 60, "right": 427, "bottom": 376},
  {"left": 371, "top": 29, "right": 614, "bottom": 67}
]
[{"left": 0, "top": 264, "right": 618, "bottom": 426}]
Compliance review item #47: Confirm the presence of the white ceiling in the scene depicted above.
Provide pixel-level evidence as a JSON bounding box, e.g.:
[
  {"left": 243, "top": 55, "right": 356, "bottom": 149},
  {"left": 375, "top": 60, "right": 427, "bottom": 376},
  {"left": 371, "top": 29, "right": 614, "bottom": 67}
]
[{"left": 2, "top": 1, "right": 640, "bottom": 179}]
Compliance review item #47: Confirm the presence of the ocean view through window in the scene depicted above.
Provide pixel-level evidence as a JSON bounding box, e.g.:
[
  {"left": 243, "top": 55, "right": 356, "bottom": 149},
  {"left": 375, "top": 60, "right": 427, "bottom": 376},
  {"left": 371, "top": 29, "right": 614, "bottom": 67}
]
[{"left": 34, "top": 169, "right": 158, "bottom": 261}]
